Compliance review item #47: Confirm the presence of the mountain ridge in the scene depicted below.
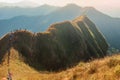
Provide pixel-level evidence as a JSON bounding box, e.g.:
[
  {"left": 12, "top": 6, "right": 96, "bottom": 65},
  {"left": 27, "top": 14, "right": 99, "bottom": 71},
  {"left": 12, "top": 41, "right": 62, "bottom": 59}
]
[
  {"left": 0, "top": 4, "right": 59, "bottom": 20},
  {"left": 0, "top": 16, "right": 108, "bottom": 71}
]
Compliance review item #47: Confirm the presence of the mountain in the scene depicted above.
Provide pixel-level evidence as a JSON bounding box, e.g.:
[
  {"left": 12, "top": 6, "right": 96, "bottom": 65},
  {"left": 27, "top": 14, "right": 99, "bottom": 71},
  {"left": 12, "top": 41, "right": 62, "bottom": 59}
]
[
  {"left": 0, "top": 4, "right": 59, "bottom": 19},
  {"left": 39, "top": 4, "right": 120, "bottom": 50},
  {"left": 0, "top": 16, "right": 108, "bottom": 71},
  {"left": 0, "top": 4, "right": 119, "bottom": 49}
]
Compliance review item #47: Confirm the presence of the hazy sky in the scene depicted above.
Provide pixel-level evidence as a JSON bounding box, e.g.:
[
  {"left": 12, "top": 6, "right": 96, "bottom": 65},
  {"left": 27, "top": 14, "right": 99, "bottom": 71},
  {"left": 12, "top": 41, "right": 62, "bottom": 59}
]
[{"left": 0, "top": 0, "right": 119, "bottom": 17}]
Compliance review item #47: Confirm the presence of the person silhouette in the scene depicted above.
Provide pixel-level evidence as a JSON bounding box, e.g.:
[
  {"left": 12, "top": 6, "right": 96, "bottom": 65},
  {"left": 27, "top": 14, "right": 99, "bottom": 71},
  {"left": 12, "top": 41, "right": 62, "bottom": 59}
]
[{"left": 7, "top": 72, "right": 12, "bottom": 80}]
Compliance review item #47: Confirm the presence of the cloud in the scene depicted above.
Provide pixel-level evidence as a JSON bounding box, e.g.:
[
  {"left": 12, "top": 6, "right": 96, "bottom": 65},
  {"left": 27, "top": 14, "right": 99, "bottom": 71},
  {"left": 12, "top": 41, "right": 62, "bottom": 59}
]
[{"left": 0, "top": 0, "right": 24, "bottom": 3}]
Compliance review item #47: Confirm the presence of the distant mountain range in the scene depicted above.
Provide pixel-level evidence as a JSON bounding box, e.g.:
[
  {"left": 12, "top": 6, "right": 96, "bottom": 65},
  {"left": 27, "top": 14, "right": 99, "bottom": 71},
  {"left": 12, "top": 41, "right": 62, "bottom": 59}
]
[
  {"left": 0, "top": 4, "right": 59, "bottom": 19},
  {"left": 0, "top": 4, "right": 120, "bottom": 50}
]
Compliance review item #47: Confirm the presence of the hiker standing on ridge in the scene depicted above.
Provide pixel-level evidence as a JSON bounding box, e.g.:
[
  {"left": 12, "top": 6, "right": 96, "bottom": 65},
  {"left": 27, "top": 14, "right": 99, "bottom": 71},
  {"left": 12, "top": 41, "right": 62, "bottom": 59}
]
[{"left": 7, "top": 70, "right": 12, "bottom": 80}]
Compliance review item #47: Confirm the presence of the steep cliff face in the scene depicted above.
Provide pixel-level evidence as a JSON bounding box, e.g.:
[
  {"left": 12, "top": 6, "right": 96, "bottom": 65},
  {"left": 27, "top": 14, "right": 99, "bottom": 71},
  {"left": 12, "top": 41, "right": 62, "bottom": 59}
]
[
  {"left": 0, "top": 16, "right": 108, "bottom": 71},
  {"left": 73, "top": 16, "right": 108, "bottom": 58}
]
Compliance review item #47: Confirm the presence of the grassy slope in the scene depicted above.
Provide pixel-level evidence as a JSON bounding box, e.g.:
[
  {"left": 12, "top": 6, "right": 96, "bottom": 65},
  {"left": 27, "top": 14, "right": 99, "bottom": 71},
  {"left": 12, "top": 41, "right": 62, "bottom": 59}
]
[{"left": 0, "top": 48, "right": 120, "bottom": 80}]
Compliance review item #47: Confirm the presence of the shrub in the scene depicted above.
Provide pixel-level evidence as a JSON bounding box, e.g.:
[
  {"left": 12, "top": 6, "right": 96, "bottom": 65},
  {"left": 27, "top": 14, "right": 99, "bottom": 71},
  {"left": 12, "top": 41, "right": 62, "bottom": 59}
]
[
  {"left": 77, "top": 62, "right": 85, "bottom": 67},
  {"left": 87, "top": 63, "right": 97, "bottom": 74},
  {"left": 114, "top": 65, "right": 120, "bottom": 77},
  {"left": 107, "top": 58, "right": 120, "bottom": 68}
]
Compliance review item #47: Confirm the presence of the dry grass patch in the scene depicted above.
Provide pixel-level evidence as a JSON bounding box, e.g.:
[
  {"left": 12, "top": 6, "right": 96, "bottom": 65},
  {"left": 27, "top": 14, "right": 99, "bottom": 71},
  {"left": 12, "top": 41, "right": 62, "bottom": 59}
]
[
  {"left": 87, "top": 63, "right": 98, "bottom": 74},
  {"left": 114, "top": 65, "right": 120, "bottom": 78},
  {"left": 107, "top": 57, "right": 120, "bottom": 68},
  {"left": 0, "top": 51, "right": 120, "bottom": 80}
]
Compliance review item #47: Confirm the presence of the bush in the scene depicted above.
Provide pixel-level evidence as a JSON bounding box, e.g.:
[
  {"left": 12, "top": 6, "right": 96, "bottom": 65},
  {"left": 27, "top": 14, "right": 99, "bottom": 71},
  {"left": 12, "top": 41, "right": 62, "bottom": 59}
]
[
  {"left": 87, "top": 63, "right": 97, "bottom": 74},
  {"left": 107, "top": 58, "right": 120, "bottom": 68},
  {"left": 114, "top": 65, "right": 120, "bottom": 77},
  {"left": 78, "top": 62, "right": 85, "bottom": 67}
]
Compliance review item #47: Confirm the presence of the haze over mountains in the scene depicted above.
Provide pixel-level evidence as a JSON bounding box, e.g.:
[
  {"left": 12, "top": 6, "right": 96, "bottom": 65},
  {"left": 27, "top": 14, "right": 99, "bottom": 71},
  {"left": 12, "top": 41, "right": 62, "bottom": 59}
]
[
  {"left": 0, "top": 4, "right": 59, "bottom": 19},
  {"left": 0, "top": 1, "right": 38, "bottom": 8},
  {"left": 0, "top": 4, "right": 120, "bottom": 50}
]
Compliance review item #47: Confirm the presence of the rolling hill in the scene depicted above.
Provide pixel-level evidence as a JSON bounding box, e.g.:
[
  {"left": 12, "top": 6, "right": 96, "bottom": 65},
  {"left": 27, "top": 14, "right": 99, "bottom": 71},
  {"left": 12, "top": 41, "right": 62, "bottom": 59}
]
[
  {"left": 0, "top": 45, "right": 120, "bottom": 80},
  {"left": 0, "top": 4, "right": 119, "bottom": 50}
]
